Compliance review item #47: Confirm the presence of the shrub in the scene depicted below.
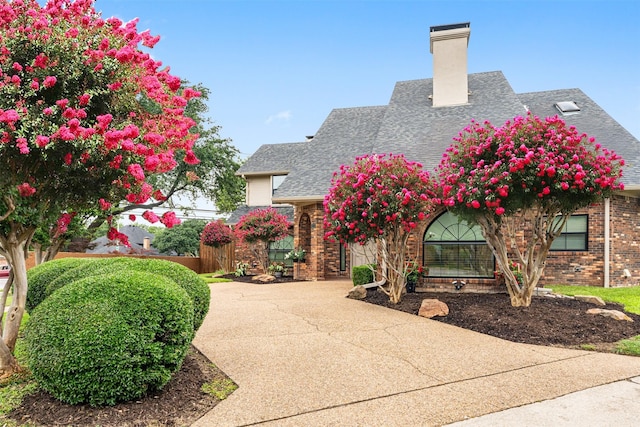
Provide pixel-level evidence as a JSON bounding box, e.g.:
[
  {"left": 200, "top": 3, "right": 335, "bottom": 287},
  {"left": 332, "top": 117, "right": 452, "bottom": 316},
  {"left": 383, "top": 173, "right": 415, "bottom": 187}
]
[
  {"left": 26, "top": 258, "right": 92, "bottom": 313},
  {"left": 25, "top": 271, "right": 194, "bottom": 406},
  {"left": 31, "top": 257, "right": 210, "bottom": 331},
  {"left": 352, "top": 264, "right": 376, "bottom": 286}
]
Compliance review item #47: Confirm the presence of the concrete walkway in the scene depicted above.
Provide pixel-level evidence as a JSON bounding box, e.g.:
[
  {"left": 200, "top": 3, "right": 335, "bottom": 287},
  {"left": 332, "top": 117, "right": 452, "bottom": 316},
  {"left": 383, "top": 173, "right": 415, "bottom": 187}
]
[{"left": 193, "top": 280, "right": 640, "bottom": 426}]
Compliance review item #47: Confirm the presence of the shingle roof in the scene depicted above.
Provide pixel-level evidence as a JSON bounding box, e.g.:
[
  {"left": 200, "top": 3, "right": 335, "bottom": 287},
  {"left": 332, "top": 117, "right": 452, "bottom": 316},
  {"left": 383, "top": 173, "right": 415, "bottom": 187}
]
[
  {"left": 518, "top": 88, "right": 640, "bottom": 186},
  {"left": 244, "top": 71, "right": 640, "bottom": 203},
  {"left": 226, "top": 205, "right": 294, "bottom": 225}
]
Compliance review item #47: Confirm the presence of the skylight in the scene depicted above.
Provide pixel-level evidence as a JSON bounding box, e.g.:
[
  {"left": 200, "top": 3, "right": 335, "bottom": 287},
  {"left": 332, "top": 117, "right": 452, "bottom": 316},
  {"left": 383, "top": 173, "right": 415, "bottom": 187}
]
[{"left": 555, "top": 101, "right": 581, "bottom": 115}]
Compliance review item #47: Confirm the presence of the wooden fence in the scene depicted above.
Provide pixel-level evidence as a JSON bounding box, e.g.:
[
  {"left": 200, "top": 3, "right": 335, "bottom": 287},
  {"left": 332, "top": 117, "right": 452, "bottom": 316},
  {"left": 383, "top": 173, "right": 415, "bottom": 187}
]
[{"left": 199, "top": 241, "right": 236, "bottom": 273}]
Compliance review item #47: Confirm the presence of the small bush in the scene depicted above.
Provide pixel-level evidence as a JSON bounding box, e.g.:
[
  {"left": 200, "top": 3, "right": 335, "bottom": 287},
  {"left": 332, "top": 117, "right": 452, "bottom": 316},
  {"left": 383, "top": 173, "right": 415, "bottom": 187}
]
[
  {"left": 25, "top": 271, "right": 194, "bottom": 406},
  {"left": 31, "top": 257, "right": 210, "bottom": 331},
  {"left": 352, "top": 264, "right": 376, "bottom": 286},
  {"left": 26, "top": 258, "right": 91, "bottom": 312}
]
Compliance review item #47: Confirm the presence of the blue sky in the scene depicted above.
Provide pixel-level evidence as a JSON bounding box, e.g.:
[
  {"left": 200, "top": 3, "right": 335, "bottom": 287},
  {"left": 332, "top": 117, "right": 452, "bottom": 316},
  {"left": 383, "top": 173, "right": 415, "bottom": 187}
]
[{"left": 95, "top": 0, "right": 640, "bottom": 160}]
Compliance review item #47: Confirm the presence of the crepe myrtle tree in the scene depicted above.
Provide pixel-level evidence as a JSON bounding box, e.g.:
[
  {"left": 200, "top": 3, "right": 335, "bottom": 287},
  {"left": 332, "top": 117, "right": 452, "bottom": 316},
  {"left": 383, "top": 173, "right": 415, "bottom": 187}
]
[
  {"left": 437, "top": 114, "right": 624, "bottom": 307},
  {"left": 323, "top": 153, "right": 437, "bottom": 304},
  {"left": 234, "top": 207, "right": 291, "bottom": 273},
  {"left": 0, "top": 0, "right": 200, "bottom": 375},
  {"left": 201, "top": 219, "right": 234, "bottom": 272}
]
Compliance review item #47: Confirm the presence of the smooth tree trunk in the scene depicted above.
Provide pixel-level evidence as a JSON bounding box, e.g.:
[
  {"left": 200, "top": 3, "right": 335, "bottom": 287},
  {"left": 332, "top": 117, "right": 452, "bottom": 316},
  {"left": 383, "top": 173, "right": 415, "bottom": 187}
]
[
  {"left": 477, "top": 208, "right": 567, "bottom": 308},
  {"left": 0, "top": 228, "right": 33, "bottom": 376}
]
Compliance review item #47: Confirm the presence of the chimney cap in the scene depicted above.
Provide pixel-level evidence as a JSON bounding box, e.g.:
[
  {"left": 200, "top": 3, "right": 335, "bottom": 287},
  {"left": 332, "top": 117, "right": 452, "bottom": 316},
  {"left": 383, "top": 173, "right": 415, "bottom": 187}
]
[{"left": 430, "top": 22, "right": 470, "bottom": 33}]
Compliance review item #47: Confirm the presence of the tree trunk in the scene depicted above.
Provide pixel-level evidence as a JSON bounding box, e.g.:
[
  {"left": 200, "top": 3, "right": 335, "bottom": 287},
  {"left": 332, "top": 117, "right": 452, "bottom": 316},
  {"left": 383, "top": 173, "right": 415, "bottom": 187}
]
[{"left": 0, "top": 229, "right": 32, "bottom": 376}]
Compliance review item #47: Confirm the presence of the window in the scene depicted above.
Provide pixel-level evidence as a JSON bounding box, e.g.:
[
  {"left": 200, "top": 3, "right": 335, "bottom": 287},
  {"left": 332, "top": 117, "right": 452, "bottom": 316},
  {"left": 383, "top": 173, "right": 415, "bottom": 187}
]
[
  {"left": 550, "top": 215, "right": 588, "bottom": 251},
  {"left": 272, "top": 175, "right": 286, "bottom": 195},
  {"left": 269, "top": 235, "right": 294, "bottom": 267},
  {"left": 554, "top": 101, "right": 580, "bottom": 116},
  {"left": 423, "top": 212, "right": 494, "bottom": 278},
  {"left": 339, "top": 244, "right": 346, "bottom": 272}
]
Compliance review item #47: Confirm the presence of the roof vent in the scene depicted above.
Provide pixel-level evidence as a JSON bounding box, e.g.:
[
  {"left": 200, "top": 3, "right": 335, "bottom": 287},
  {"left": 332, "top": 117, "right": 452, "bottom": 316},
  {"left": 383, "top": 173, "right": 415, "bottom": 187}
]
[{"left": 555, "top": 101, "right": 581, "bottom": 115}]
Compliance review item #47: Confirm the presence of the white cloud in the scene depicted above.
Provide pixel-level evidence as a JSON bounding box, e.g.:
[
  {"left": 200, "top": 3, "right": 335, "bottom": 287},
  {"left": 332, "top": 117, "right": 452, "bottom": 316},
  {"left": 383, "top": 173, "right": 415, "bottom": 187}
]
[{"left": 265, "top": 110, "right": 292, "bottom": 125}]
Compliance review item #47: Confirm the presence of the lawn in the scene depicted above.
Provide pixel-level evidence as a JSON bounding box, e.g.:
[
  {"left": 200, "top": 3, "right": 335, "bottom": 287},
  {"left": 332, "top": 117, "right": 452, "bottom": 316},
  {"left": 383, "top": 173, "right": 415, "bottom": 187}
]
[
  {"left": 550, "top": 285, "right": 640, "bottom": 357},
  {"left": 549, "top": 285, "right": 640, "bottom": 314}
]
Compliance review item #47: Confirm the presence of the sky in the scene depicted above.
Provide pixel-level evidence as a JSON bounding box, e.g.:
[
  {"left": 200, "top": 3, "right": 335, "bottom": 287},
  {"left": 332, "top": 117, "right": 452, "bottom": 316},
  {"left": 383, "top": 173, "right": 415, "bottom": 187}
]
[{"left": 92, "top": 0, "right": 640, "bottom": 161}]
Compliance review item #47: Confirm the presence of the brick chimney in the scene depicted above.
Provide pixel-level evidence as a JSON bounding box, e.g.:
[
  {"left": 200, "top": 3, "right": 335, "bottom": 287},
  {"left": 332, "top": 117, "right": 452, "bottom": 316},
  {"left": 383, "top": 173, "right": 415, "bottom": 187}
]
[{"left": 429, "top": 22, "right": 470, "bottom": 107}]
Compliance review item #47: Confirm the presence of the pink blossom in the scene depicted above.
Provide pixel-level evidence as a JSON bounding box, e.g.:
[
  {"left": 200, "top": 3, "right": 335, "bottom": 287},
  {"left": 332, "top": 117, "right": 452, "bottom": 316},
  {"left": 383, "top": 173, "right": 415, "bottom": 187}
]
[
  {"left": 43, "top": 76, "right": 57, "bottom": 88},
  {"left": 64, "top": 153, "right": 72, "bottom": 165},
  {"left": 495, "top": 207, "right": 505, "bottom": 215},
  {"left": 161, "top": 211, "right": 181, "bottom": 228},
  {"left": 36, "top": 135, "right": 49, "bottom": 147},
  {"left": 99, "top": 198, "right": 112, "bottom": 210},
  {"left": 127, "top": 163, "right": 145, "bottom": 181},
  {"left": 16, "top": 138, "right": 29, "bottom": 154},
  {"left": 17, "top": 183, "right": 36, "bottom": 197},
  {"left": 142, "top": 210, "right": 159, "bottom": 223}
]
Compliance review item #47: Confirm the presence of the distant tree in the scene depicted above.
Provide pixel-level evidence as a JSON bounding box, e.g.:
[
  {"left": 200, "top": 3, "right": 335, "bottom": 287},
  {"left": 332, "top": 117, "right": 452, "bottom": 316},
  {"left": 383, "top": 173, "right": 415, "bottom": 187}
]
[
  {"left": 323, "top": 154, "right": 437, "bottom": 304},
  {"left": 0, "top": 0, "right": 198, "bottom": 375},
  {"left": 235, "top": 208, "right": 291, "bottom": 273},
  {"left": 153, "top": 219, "right": 207, "bottom": 256},
  {"left": 201, "top": 219, "right": 234, "bottom": 271},
  {"left": 438, "top": 114, "right": 624, "bottom": 307}
]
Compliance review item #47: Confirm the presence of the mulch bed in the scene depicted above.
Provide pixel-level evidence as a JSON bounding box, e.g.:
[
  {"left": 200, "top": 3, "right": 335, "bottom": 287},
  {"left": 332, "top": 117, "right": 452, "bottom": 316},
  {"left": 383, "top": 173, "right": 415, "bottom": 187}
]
[
  {"left": 363, "top": 289, "right": 640, "bottom": 347},
  {"left": 9, "top": 346, "right": 226, "bottom": 427}
]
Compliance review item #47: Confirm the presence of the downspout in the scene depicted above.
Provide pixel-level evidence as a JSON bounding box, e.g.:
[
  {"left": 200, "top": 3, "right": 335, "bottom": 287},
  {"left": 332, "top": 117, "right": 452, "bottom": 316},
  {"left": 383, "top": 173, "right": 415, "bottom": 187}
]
[{"left": 604, "top": 198, "right": 610, "bottom": 288}]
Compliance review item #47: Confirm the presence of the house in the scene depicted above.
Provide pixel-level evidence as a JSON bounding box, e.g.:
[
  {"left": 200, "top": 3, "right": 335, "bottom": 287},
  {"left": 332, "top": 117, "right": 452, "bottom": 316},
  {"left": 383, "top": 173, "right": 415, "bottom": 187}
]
[
  {"left": 87, "top": 225, "right": 158, "bottom": 255},
  {"left": 230, "top": 22, "right": 640, "bottom": 290}
]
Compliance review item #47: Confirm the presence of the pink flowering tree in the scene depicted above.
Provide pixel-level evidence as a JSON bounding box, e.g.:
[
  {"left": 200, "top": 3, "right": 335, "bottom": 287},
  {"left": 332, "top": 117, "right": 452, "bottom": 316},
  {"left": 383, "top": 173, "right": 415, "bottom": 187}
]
[
  {"left": 235, "top": 208, "right": 291, "bottom": 273},
  {"left": 0, "top": 0, "right": 200, "bottom": 375},
  {"left": 437, "top": 114, "right": 624, "bottom": 307},
  {"left": 201, "top": 219, "right": 234, "bottom": 272},
  {"left": 323, "top": 154, "right": 437, "bottom": 304}
]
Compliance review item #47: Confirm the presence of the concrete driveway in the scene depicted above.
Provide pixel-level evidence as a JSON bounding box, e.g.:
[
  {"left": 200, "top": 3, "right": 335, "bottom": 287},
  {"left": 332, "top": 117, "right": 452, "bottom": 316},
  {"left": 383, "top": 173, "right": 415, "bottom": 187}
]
[{"left": 193, "top": 280, "right": 640, "bottom": 426}]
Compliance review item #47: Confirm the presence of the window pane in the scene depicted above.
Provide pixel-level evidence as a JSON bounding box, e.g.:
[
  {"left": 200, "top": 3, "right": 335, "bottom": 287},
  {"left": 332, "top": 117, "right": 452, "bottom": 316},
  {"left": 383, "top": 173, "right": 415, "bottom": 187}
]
[
  {"left": 269, "top": 236, "right": 294, "bottom": 266},
  {"left": 424, "top": 243, "right": 494, "bottom": 278},
  {"left": 565, "top": 234, "right": 586, "bottom": 250},
  {"left": 565, "top": 216, "right": 587, "bottom": 233}
]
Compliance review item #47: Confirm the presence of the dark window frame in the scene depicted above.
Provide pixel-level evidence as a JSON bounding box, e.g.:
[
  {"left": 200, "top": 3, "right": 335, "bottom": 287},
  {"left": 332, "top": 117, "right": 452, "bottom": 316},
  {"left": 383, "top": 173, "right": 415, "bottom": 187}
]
[
  {"left": 550, "top": 214, "right": 588, "bottom": 252},
  {"left": 423, "top": 212, "right": 495, "bottom": 279}
]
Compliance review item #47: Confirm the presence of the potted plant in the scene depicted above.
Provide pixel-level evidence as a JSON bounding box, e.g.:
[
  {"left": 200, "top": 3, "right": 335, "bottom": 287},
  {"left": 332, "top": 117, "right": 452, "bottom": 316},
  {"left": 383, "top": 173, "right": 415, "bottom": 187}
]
[
  {"left": 267, "top": 262, "right": 285, "bottom": 278},
  {"left": 285, "top": 247, "right": 306, "bottom": 262},
  {"left": 405, "top": 261, "right": 423, "bottom": 293}
]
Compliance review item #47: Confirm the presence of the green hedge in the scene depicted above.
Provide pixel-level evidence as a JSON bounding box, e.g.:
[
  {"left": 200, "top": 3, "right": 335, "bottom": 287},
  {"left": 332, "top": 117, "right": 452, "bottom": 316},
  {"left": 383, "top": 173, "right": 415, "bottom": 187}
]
[
  {"left": 25, "top": 271, "right": 194, "bottom": 406},
  {"left": 26, "top": 258, "right": 91, "bottom": 313},
  {"left": 352, "top": 264, "right": 376, "bottom": 286},
  {"left": 28, "top": 257, "right": 210, "bottom": 331}
]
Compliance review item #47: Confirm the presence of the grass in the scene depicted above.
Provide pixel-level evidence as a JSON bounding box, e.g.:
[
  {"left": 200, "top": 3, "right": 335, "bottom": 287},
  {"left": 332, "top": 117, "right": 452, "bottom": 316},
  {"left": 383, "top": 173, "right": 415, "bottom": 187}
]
[
  {"left": 0, "top": 336, "right": 37, "bottom": 427},
  {"left": 201, "top": 368, "right": 238, "bottom": 400},
  {"left": 199, "top": 272, "right": 232, "bottom": 284},
  {"left": 551, "top": 285, "right": 640, "bottom": 356},
  {"left": 549, "top": 285, "right": 640, "bottom": 314}
]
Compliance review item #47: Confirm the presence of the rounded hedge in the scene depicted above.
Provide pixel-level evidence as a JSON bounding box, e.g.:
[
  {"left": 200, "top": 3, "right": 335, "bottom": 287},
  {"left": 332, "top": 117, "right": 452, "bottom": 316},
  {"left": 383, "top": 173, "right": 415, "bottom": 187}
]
[
  {"left": 28, "top": 257, "right": 210, "bottom": 330},
  {"left": 26, "top": 257, "right": 92, "bottom": 313},
  {"left": 25, "top": 271, "right": 194, "bottom": 406}
]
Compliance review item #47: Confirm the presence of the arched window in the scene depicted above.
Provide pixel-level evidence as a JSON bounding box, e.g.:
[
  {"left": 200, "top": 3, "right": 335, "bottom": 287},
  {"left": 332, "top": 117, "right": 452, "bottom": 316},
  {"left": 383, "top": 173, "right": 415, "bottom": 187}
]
[{"left": 423, "top": 212, "right": 494, "bottom": 278}]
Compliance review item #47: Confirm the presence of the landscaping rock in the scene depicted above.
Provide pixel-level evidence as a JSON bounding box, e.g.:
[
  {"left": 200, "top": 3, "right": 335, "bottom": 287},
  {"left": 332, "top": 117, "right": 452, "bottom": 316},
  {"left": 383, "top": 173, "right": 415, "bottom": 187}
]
[
  {"left": 252, "top": 274, "right": 276, "bottom": 283},
  {"left": 587, "top": 308, "right": 634, "bottom": 322},
  {"left": 347, "top": 285, "right": 367, "bottom": 300},
  {"left": 575, "top": 295, "right": 606, "bottom": 306},
  {"left": 418, "top": 299, "right": 449, "bottom": 318}
]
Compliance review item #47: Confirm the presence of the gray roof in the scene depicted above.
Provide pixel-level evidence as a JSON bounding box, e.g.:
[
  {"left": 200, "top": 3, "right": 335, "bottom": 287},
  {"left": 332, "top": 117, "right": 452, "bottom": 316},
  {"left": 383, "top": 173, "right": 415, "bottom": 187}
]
[
  {"left": 226, "top": 205, "right": 295, "bottom": 225},
  {"left": 87, "top": 225, "right": 157, "bottom": 254},
  {"left": 240, "top": 70, "right": 640, "bottom": 202}
]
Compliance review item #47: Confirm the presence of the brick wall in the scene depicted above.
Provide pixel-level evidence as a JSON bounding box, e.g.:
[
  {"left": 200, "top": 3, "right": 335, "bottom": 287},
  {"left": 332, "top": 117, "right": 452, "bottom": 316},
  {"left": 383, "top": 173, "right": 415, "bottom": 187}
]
[{"left": 248, "top": 195, "right": 640, "bottom": 289}]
